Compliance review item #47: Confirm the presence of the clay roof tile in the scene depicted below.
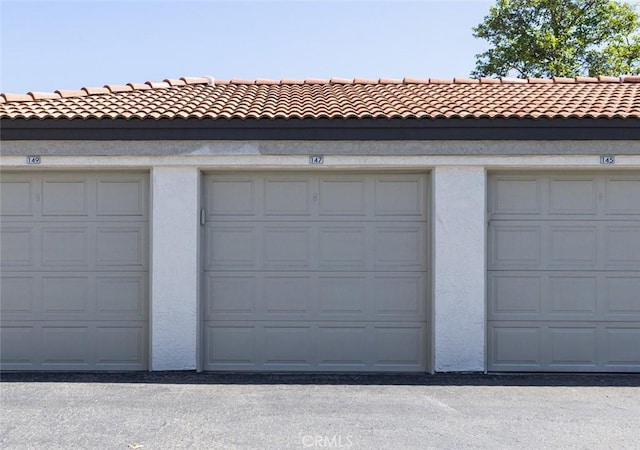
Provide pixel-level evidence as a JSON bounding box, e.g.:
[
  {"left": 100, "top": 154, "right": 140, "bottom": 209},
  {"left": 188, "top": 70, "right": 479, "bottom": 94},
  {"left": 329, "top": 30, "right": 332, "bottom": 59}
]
[
  {"left": 500, "top": 77, "right": 527, "bottom": 84},
  {"left": 82, "top": 87, "right": 110, "bottom": 95},
  {"left": 28, "top": 91, "right": 62, "bottom": 100},
  {"left": 428, "top": 78, "right": 453, "bottom": 84},
  {"left": 330, "top": 77, "right": 354, "bottom": 84},
  {"left": 146, "top": 81, "right": 171, "bottom": 89},
  {"left": 552, "top": 77, "right": 576, "bottom": 84},
  {"left": 598, "top": 76, "right": 622, "bottom": 83},
  {"left": 55, "top": 89, "right": 87, "bottom": 98},
  {"left": 180, "top": 76, "right": 211, "bottom": 85},
  {"left": 2, "top": 93, "right": 33, "bottom": 102},
  {"left": 2, "top": 75, "right": 638, "bottom": 121},
  {"left": 403, "top": 77, "right": 429, "bottom": 84},
  {"left": 453, "top": 77, "right": 479, "bottom": 84},
  {"left": 164, "top": 78, "right": 187, "bottom": 86},
  {"left": 104, "top": 84, "right": 134, "bottom": 93},
  {"left": 127, "top": 83, "right": 151, "bottom": 90}
]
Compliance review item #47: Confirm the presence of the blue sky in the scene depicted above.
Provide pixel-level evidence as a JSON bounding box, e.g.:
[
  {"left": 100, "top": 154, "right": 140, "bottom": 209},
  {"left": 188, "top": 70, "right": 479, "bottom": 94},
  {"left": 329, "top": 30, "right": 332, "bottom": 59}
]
[{"left": 1, "top": 0, "right": 493, "bottom": 94}]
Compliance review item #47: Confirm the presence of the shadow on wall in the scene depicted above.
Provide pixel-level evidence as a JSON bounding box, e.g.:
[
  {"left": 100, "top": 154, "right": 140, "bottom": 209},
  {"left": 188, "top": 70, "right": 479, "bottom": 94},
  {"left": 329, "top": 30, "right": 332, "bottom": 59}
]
[{"left": 1, "top": 371, "right": 639, "bottom": 387}]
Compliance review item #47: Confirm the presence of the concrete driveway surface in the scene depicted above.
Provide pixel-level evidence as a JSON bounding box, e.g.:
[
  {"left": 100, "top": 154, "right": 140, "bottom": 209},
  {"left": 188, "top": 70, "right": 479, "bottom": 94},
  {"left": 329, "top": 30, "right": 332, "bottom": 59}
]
[{"left": 1, "top": 372, "right": 639, "bottom": 449}]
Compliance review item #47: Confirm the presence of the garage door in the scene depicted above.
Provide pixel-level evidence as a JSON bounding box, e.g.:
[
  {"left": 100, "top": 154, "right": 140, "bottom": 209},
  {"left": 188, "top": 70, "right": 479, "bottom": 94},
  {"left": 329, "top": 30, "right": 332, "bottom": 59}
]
[
  {"left": 0, "top": 172, "right": 149, "bottom": 371},
  {"left": 488, "top": 172, "right": 640, "bottom": 372},
  {"left": 202, "top": 172, "right": 429, "bottom": 371}
]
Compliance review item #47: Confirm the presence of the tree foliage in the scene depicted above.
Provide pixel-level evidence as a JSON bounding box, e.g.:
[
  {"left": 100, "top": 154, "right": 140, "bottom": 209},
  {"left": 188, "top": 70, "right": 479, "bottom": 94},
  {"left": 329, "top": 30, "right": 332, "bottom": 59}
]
[{"left": 472, "top": 0, "right": 640, "bottom": 77}]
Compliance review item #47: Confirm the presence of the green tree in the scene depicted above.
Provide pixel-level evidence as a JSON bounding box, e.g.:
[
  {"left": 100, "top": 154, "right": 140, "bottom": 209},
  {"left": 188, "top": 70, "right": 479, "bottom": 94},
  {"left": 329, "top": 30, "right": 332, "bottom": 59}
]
[{"left": 472, "top": 0, "right": 640, "bottom": 77}]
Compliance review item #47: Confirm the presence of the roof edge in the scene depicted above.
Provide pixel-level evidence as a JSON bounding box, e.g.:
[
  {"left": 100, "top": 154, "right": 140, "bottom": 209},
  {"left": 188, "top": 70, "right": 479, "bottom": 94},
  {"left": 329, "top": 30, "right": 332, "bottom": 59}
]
[{"left": 2, "top": 75, "right": 640, "bottom": 104}]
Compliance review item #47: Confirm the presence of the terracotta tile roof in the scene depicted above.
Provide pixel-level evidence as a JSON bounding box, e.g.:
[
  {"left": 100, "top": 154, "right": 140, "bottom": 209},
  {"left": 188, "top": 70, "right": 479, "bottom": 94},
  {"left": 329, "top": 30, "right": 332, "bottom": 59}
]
[{"left": 1, "top": 76, "right": 639, "bottom": 120}]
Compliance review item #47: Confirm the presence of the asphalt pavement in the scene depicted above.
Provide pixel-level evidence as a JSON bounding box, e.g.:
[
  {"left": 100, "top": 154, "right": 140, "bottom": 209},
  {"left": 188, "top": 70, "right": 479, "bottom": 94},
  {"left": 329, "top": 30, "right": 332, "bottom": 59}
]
[{"left": 1, "top": 372, "right": 639, "bottom": 449}]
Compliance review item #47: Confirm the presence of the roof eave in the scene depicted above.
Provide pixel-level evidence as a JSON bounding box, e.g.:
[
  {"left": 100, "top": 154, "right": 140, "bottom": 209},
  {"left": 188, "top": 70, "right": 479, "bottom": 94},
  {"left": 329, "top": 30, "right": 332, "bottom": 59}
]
[{"left": 1, "top": 117, "right": 638, "bottom": 140}]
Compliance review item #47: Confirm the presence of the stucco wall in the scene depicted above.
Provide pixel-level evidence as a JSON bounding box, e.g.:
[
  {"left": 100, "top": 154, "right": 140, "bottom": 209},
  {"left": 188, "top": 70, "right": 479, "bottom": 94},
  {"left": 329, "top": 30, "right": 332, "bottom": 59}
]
[
  {"left": 150, "top": 167, "right": 199, "bottom": 370},
  {"left": 2, "top": 139, "right": 640, "bottom": 157},
  {"left": 433, "top": 167, "right": 486, "bottom": 372},
  {"left": 1, "top": 141, "right": 638, "bottom": 372}
]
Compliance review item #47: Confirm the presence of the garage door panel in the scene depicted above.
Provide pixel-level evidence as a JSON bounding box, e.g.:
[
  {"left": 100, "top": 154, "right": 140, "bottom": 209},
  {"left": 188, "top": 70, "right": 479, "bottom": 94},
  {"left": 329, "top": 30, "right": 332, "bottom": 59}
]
[
  {"left": 206, "top": 174, "right": 427, "bottom": 222},
  {"left": 42, "top": 179, "right": 89, "bottom": 216},
  {"left": 2, "top": 272, "right": 147, "bottom": 321},
  {"left": 374, "top": 177, "right": 426, "bottom": 217},
  {"left": 206, "top": 325, "right": 257, "bottom": 367},
  {"left": 95, "top": 326, "right": 146, "bottom": 365},
  {"left": 204, "top": 272, "right": 427, "bottom": 322},
  {"left": 95, "top": 274, "right": 147, "bottom": 317},
  {"left": 489, "top": 271, "right": 640, "bottom": 322},
  {"left": 487, "top": 171, "right": 640, "bottom": 372},
  {"left": 1, "top": 322, "right": 147, "bottom": 370},
  {"left": 489, "top": 322, "right": 640, "bottom": 371},
  {"left": 319, "top": 178, "right": 367, "bottom": 216},
  {"left": 374, "top": 224, "right": 427, "bottom": 268},
  {"left": 263, "top": 226, "right": 311, "bottom": 268},
  {"left": 605, "top": 177, "right": 640, "bottom": 215},
  {"left": 605, "top": 226, "right": 640, "bottom": 266},
  {"left": 207, "top": 225, "right": 256, "bottom": 269},
  {"left": 263, "top": 276, "right": 311, "bottom": 314},
  {"left": 206, "top": 275, "right": 257, "bottom": 316},
  {"left": 491, "top": 176, "right": 542, "bottom": 216},
  {"left": 549, "top": 226, "right": 597, "bottom": 266},
  {"left": 0, "top": 227, "right": 33, "bottom": 266},
  {"left": 96, "top": 225, "right": 147, "bottom": 267},
  {"left": 490, "top": 173, "right": 640, "bottom": 220},
  {"left": 0, "top": 325, "right": 37, "bottom": 366},
  {"left": 1, "top": 173, "right": 148, "bottom": 223},
  {"left": 0, "top": 171, "right": 149, "bottom": 371},
  {"left": 489, "top": 274, "right": 542, "bottom": 318},
  {"left": 490, "top": 326, "right": 542, "bottom": 367},
  {"left": 373, "top": 326, "right": 426, "bottom": 367},
  {"left": 205, "top": 322, "right": 427, "bottom": 371},
  {"left": 264, "top": 178, "right": 312, "bottom": 216},
  {"left": 207, "top": 178, "right": 258, "bottom": 216},
  {"left": 317, "top": 326, "right": 369, "bottom": 366},
  {"left": 374, "top": 275, "right": 425, "bottom": 316},
  {"left": 548, "top": 276, "right": 597, "bottom": 315},
  {"left": 490, "top": 225, "right": 541, "bottom": 268},
  {"left": 488, "top": 172, "right": 639, "bottom": 372},
  {"left": 42, "top": 226, "right": 89, "bottom": 266},
  {"left": 605, "top": 328, "right": 640, "bottom": 366},
  {"left": 549, "top": 178, "right": 597, "bottom": 215},
  {"left": 41, "top": 326, "right": 90, "bottom": 364},
  {"left": 263, "top": 326, "right": 312, "bottom": 366},
  {"left": 548, "top": 327, "right": 598, "bottom": 366},
  {"left": 18, "top": 223, "right": 149, "bottom": 270},
  {"left": 206, "top": 222, "right": 428, "bottom": 271},
  {"left": 96, "top": 178, "right": 147, "bottom": 217},
  {"left": 0, "top": 179, "right": 34, "bottom": 216},
  {"left": 318, "top": 226, "right": 367, "bottom": 267},
  {"left": 0, "top": 275, "right": 34, "bottom": 313},
  {"left": 318, "top": 275, "right": 367, "bottom": 315},
  {"left": 41, "top": 276, "right": 90, "bottom": 314},
  {"left": 203, "top": 172, "right": 429, "bottom": 372},
  {"left": 606, "top": 276, "right": 640, "bottom": 316},
  {"left": 490, "top": 221, "right": 639, "bottom": 270}
]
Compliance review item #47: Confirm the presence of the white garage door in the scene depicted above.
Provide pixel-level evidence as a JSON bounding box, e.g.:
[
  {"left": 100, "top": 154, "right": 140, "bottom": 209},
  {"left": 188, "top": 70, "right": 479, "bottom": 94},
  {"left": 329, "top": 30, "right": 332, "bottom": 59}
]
[
  {"left": 0, "top": 172, "right": 149, "bottom": 371},
  {"left": 203, "top": 172, "right": 429, "bottom": 372},
  {"left": 488, "top": 172, "right": 640, "bottom": 372}
]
